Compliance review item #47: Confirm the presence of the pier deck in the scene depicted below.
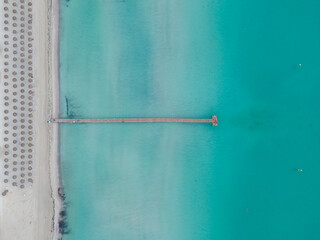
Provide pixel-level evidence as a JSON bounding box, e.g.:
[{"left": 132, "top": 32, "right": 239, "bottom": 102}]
[{"left": 49, "top": 116, "right": 218, "bottom": 126}]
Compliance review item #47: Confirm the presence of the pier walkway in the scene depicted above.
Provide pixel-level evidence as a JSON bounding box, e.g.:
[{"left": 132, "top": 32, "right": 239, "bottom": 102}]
[{"left": 49, "top": 116, "right": 218, "bottom": 126}]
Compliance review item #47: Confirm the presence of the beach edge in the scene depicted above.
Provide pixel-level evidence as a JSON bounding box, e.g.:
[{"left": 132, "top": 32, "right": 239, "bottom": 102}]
[{"left": 49, "top": 0, "right": 62, "bottom": 239}]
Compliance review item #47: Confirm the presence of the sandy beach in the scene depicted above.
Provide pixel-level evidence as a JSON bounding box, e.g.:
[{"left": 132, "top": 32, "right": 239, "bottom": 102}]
[
  {"left": 0, "top": 0, "right": 61, "bottom": 239},
  {"left": 49, "top": 0, "right": 62, "bottom": 239}
]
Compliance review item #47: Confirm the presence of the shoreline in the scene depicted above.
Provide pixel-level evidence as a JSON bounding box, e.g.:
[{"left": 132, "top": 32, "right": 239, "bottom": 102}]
[{"left": 49, "top": 0, "right": 62, "bottom": 239}]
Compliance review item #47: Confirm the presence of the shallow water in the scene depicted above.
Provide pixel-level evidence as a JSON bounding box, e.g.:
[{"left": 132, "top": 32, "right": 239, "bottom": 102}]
[{"left": 59, "top": 0, "right": 320, "bottom": 239}]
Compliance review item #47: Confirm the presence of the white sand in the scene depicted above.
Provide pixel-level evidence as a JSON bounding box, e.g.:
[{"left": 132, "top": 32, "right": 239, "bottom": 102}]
[{"left": 0, "top": 0, "right": 61, "bottom": 239}]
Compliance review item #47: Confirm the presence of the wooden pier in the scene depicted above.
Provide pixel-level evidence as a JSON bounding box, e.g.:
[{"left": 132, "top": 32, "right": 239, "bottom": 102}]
[{"left": 49, "top": 116, "right": 218, "bottom": 126}]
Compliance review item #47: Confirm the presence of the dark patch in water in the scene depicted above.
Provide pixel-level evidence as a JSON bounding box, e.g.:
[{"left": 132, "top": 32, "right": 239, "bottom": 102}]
[
  {"left": 59, "top": 219, "right": 70, "bottom": 235},
  {"left": 64, "top": 96, "right": 81, "bottom": 118},
  {"left": 65, "top": 0, "right": 70, "bottom": 8},
  {"left": 65, "top": 97, "right": 69, "bottom": 116},
  {"left": 58, "top": 187, "right": 66, "bottom": 201},
  {"left": 58, "top": 187, "right": 71, "bottom": 236}
]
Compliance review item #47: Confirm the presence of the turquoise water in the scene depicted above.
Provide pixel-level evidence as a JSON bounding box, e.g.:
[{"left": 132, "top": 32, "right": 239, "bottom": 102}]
[{"left": 59, "top": 0, "right": 320, "bottom": 239}]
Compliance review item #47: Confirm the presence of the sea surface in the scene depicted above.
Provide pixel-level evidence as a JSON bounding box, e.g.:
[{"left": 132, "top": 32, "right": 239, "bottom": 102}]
[{"left": 59, "top": 0, "right": 320, "bottom": 239}]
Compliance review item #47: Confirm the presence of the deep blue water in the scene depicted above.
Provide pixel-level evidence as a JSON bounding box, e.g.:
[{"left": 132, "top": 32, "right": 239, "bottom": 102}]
[{"left": 59, "top": 0, "right": 320, "bottom": 239}]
